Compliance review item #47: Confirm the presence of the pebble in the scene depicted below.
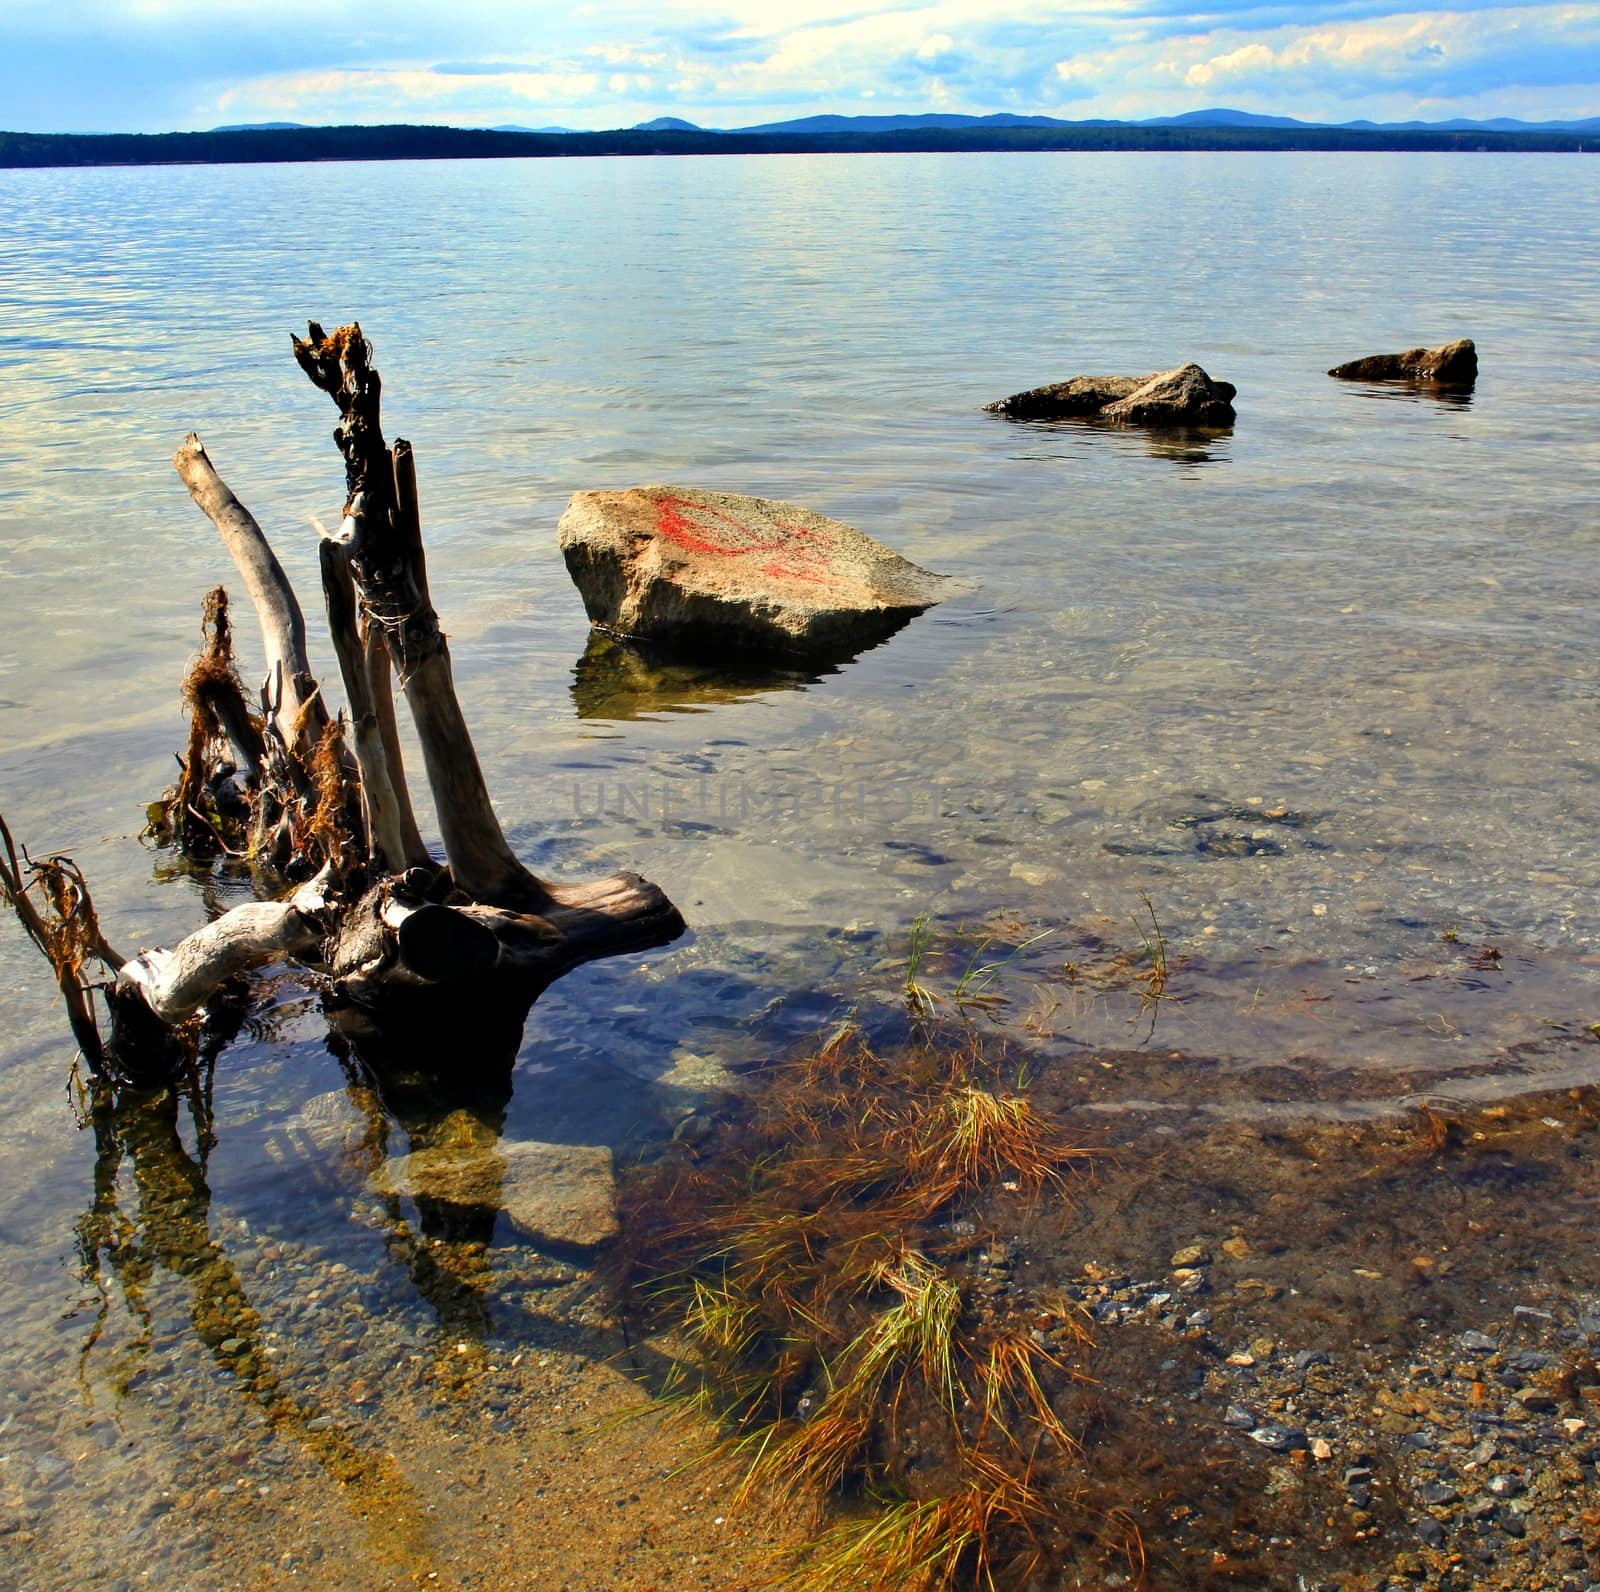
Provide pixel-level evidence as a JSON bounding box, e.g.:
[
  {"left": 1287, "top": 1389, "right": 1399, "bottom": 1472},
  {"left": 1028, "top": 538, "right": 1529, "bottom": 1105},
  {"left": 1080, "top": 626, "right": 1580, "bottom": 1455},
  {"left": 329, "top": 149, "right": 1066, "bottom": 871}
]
[{"left": 1248, "top": 1424, "right": 1301, "bottom": 1451}]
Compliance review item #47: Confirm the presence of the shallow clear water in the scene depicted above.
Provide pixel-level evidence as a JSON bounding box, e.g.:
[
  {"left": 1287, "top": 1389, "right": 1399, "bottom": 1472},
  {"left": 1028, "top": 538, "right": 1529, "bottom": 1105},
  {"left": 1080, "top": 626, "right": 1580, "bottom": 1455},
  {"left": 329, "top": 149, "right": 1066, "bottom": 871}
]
[{"left": 1, "top": 151, "right": 1598, "bottom": 1584}]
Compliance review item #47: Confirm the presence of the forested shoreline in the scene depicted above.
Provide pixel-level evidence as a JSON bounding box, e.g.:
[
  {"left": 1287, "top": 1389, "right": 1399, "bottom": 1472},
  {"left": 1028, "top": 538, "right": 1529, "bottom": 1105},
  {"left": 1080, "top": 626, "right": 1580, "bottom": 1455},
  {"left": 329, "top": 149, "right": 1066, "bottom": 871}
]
[{"left": 1, "top": 120, "right": 1590, "bottom": 168}]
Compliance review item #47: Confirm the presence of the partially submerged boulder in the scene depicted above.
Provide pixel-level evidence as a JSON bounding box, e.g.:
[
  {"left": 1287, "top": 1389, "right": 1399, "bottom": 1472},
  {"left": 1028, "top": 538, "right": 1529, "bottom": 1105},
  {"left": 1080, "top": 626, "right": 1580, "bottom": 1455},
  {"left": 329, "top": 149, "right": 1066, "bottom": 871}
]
[
  {"left": 983, "top": 374, "right": 1145, "bottom": 420},
  {"left": 985, "top": 363, "right": 1236, "bottom": 427},
  {"left": 1328, "top": 338, "right": 1476, "bottom": 385},
  {"left": 558, "top": 485, "right": 951, "bottom": 661}
]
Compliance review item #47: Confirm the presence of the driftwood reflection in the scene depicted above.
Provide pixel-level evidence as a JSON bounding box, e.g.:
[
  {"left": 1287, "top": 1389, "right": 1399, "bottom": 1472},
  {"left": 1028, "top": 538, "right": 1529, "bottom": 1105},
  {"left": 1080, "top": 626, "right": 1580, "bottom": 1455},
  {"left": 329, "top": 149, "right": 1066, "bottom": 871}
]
[
  {"left": 71, "top": 1014, "right": 435, "bottom": 1575},
  {"left": 327, "top": 993, "right": 533, "bottom": 1340}
]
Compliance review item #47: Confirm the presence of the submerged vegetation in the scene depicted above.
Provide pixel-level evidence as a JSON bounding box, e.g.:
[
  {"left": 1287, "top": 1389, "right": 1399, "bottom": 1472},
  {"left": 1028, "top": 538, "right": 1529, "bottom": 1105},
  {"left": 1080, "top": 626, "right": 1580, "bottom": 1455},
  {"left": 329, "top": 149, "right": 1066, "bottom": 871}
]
[{"left": 614, "top": 1005, "right": 1133, "bottom": 1589}]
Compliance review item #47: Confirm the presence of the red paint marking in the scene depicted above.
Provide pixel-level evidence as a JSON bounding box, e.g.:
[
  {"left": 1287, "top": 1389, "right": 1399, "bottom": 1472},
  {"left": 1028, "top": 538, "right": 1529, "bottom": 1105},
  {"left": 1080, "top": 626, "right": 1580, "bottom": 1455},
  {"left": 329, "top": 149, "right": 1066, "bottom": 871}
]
[
  {"left": 652, "top": 496, "right": 829, "bottom": 577},
  {"left": 655, "top": 496, "right": 783, "bottom": 557}
]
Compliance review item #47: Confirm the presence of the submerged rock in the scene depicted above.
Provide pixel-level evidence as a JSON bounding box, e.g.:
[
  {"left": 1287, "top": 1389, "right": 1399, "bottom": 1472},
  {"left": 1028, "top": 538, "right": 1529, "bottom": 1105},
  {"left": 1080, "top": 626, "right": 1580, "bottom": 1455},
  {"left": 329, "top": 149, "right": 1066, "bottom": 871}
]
[
  {"left": 1328, "top": 338, "right": 1477, "bottom": 384},
  {"left": 370, "top": 1134, "right": 618, "bottom": 1249},
  {"left": 499, "top": 1141, "right": 619, "bottom": 1250},
  {"left": 558, "top": 485, "right": 951, "bottom": 661},
  {"left": 985, "top": 363, "right": 1236, "bottom": 427}
]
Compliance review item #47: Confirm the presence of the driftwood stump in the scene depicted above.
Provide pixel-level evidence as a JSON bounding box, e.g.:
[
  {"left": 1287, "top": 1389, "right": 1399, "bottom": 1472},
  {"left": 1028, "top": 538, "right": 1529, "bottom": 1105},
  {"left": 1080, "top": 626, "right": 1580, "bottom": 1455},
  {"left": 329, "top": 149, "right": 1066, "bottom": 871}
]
[{"left": 2, "top": 323, "right": 683, "bottom": 1081}]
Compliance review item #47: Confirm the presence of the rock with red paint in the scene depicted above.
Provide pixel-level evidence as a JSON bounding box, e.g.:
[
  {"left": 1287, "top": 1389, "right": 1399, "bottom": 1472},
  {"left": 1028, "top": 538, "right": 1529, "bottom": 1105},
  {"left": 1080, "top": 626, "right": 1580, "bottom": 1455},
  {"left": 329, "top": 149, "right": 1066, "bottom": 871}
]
[
  {"left": 558, "top": 486, "right": 952, "bottom": 660},
  {"left": 1328, "top": 338, "right": 1476, "bottom": 385},
  {"left": 985, "top": 362, "right": 1236, "bottom": 427}
]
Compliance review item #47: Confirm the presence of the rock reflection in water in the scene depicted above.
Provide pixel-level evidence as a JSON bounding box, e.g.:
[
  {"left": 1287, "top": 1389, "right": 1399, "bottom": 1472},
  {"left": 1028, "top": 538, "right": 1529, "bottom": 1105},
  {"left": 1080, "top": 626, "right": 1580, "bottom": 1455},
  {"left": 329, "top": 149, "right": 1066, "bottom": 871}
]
[
  {"left": 1345, "top": 380, "right": 1476, "bottom": 410},
  {"left": 1001, "top": 415, "right": 1234, "bottom": 467},
  {"left": 1141, "top": 425, "right": 1234, "bottom": 465},
  {"left": 570, "top": 631, "right": 831, "bottom": 720}
]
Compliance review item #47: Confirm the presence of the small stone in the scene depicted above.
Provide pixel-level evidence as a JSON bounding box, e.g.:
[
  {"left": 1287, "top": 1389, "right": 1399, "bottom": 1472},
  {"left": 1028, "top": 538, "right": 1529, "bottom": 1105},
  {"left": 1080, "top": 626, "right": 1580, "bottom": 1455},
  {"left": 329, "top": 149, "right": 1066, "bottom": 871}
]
[
  {"left": 1220, "top": 1236, "right": 1252, "bottom": 1261},
  {"left": 1247, "top": 1424, "right": 1301, "bottom": 1451},
  {"left": 1507, "top": 1350, "right": 1554, "bottom": 1373},
  {"left": 1419, "top": 1482, "right": 1459, "bottom": 1506},
  {"left": 1514, "top": 1389, "right": 1558, "bottom": 1413},
  {"left": 1170, "top": 1244, "right": 1210, "bottom": 1268},
  {"left": 1460, "top": 1331, "right": 1499, "bottom": 1353},
  {"left": 1416, "top": 1518, "right": 1447, "bottom": 1549},
  {"left": 1224, "top": 1405, "right": 1256, "bottom": 1428}
]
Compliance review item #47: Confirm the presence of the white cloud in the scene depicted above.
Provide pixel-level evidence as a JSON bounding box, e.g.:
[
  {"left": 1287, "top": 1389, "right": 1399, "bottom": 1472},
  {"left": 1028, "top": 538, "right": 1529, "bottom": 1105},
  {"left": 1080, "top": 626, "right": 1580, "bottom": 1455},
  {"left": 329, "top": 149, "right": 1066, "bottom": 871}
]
[{"left": 10, "top": 0, "right": 1598, "bottom": 133}]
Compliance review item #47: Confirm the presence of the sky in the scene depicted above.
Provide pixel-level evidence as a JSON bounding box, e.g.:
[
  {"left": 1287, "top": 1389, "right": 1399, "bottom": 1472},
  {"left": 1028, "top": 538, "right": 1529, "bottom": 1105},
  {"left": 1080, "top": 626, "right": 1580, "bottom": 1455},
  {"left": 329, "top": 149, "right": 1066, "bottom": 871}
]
[{"left": 3, "top": 0, "right": 1597, "bottom": 134}]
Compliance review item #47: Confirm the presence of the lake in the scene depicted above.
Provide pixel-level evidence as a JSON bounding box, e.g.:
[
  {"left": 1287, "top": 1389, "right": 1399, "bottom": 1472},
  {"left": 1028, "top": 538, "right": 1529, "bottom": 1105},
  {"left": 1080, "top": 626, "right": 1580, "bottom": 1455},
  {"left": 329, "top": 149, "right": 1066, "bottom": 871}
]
[{"left": 1, "top": 150, "right": 1598, "bottom": 1586}]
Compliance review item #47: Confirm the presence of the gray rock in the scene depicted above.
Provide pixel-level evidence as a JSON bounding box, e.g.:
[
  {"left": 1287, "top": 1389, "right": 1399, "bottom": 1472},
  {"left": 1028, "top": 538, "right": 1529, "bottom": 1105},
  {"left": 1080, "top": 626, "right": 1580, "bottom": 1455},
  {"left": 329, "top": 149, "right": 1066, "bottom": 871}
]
[
  {"left": 557, "top": 486, "right": 951, "bottom": 661},
  {"left": 1328, "top": 338, "right": 1477, "bottom": 385},
  {"left": 986, "top": 363, "right": 1236, "bottom": 427},
  {"left": 1101, "top": 364, "right": 1238, "bottom": 427}
]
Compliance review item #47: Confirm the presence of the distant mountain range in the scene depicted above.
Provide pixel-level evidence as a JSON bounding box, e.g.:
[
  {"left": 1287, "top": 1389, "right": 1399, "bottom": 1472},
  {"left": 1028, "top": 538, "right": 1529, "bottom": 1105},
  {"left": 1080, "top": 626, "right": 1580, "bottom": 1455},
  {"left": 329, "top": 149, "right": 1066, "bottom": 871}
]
[
  {"left": 205, "top": 107, "right": 1600, "bottom": 138},
  {"left": 634, "top": 106, "right": 1600, "bottom": 136}
]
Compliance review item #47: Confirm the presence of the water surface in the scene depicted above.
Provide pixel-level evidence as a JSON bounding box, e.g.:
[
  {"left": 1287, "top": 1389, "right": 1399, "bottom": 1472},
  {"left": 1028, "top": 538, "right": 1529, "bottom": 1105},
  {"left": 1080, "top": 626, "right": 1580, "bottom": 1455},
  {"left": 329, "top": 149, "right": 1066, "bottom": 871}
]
[{"left": 1, "top": 151, "right": 1598, "bottom": 1585}]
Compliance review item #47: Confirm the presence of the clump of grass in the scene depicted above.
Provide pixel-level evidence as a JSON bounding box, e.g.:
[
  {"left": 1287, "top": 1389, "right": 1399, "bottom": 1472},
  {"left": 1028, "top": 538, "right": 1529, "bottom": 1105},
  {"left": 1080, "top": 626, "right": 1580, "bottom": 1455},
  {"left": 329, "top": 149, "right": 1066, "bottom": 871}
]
[
  {"left": 1133, "top": 892, "right": 1169, "bottom": 997},
  {"left": 952, "top": 927, "right": 1056, "bottom": 1013},
  {"left": 905, "top": 912, "right": 940, "bottom": 1016},
  {"left": 1036, "top": 897, "right": 1184, "bottom": 1041},
  {"left": 910, "top": 1086, "right": 1077, "bottom": 1203},
  {"left": 614, "top": 1012, "right": 1108, "bottom": 1591},
  {"left": 800, "top": 1479, "right": 1044, "bottom": 1592}
]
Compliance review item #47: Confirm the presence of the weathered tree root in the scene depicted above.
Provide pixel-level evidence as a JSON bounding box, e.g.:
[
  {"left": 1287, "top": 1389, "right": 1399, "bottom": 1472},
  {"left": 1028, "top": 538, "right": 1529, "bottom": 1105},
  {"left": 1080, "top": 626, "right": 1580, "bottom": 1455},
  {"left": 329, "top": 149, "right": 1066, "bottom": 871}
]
[{"left": 5, "top": 323, "right": 684, "bottom": 1079}]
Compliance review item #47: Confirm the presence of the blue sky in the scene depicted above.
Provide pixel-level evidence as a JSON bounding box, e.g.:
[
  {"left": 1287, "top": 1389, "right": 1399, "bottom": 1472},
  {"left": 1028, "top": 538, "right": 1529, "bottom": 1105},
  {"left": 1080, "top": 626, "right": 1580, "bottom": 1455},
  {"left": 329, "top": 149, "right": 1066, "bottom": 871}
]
[{"left": 3, "top": 0, "right": 1596, "bottom": 133}]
